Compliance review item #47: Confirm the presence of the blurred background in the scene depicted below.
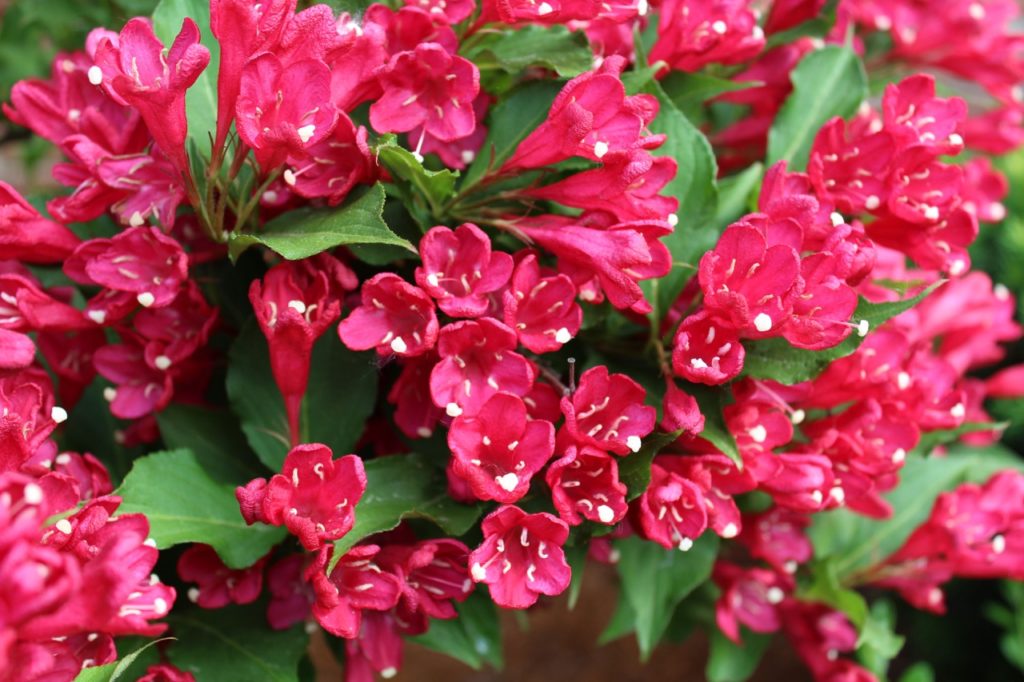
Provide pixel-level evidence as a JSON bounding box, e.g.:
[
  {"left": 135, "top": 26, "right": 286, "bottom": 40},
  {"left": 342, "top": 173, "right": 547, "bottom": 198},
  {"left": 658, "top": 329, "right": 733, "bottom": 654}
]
[{"left": 2, "top": 1, "right": 1022, "bottom": 679}]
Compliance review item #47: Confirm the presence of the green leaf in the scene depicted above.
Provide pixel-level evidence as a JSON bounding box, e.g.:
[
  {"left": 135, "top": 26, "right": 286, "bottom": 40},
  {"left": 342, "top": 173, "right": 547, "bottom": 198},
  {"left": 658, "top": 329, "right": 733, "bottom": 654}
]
[
  {"left": 469, "top": 25, "right": 592, "bottom": 78},
  {"left": 620, "top": 430, "right": 684, "bottom": 501},
  {"left": 157, "top": 403, "right": 263, "bottom": 477},
  {"left": 74, "top": 639, "right": 169, "bottom": 682},
  {"left": 766, "top": 45, "right": 867, "bottom": 171},
  {"left": 227, "top": 184, "right": 416, "bottom": 261},
  {"left": 168, "top": 604, "right": 308, "bottom": 681},
  {"left": 565, "top": 542, "right": 588, "bottom": 610},
  {"left": 409, "top": 591, "right": 504, "bottom": 670},
  {"left": 715, "top": 163, "right": 764, "bottom": 228},
  {"left": 742, "top": 283, "right": 942, "bottom": 385},
  {"left": 376, "top": 135, "right": 459, "bottom": 215},
  {"left": 330, "top": 453, "right": 482, "bottom": 567},
  {"left": 639, "top": 81, "right": 719, "bottom": 323},
  {"left": 598, "top": 593, "right": 638, "bottom": 644},
  {"left": 152, "top": 0, "right": 219, "bottom": 158},
  {"left": 661, "top": 71, "right": 760, "bottom": 116},
  {"left": 706, "top": 629, "right": 772, "bottom": 682},
  {"left": 615, "top": 533, "right": 719, "bottom": 659},
  {"left": 911, "top": 421, "right": 1008, "bottom": 457},
  {"left": 898, "top": 663, "right": 936, "bottom": 682},
  {"left": 690, "top": 384, "right": 741, "bottom": 466},
  {"left": 226, "top": 321, "right": 380, "bottom": 471},
  {"left": 118, "top": 449, "right": 286, "bottom": 568},
  {"left": 461, "top": 80, "right": 561, "bottom": 190},
  {"left": 857, "top": 599, "right": 905, "bottom": 675}
]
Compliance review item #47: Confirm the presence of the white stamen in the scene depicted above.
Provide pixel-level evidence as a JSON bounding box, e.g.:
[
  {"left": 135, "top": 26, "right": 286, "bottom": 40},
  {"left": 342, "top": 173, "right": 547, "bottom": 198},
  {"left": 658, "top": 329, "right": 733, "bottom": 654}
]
[
  {"left": 830, "top": 212, "right": 844, "bottom": 227},
  {"left": 753, "top": 313, "right": 773, "bottom": 333},
  {"left": 144, "top": 538, "right": 158, "bottom": 548},
  {"left": 381, "top": 669, "right": 397, "bottom": 679},
  {"left": 766, "top": 587, "right": 785, "bottom": 604},
  {"left": 461, "top": 150, "right": 475, "bottom": 165},
  {"left": 287, "top": 299, "right": 307, "bottom": 314},
  {"left": 721, "top": 522, "right": 738, "bottom": 538},
  {"left": 495, "top": 473, "right": 519, "bottom": 492},
  {"left": 857, "top": 319, "right": 869, "bottom": 337},
  {"left": 390, "top": 336, "right": 408, "bottom": 354},
  {"left": 951, "top": 403, "right": 966, "bottom": 419},
  {"left": 593, "top": 141, "right": 609, "bottom": 158},
  {"left": 427, "top": 273, "right": 440, "bottom": 287},
  {"left": 830, "top": 487, "right": 845, "bottom": 504},
  {"left": 283, "top": 169, "right": 297, "bottom": 186},
  {"left": 154, "top": 355, "right": 172, "bottom": 370},
  {"left": 948, "top": 133, "right": 963, "bottom": 147},
  {"left": 748, "top": 425, "right": 767, "bottom": 444},
  {"left": 87, "top": 310, "right": 107, "bottom": 324},
  {"left": 993, "top": 534, "right": 1006, "bottom": 554},
  {"left": 711, "top": 20, "right": 727, "bottom": 34},
  {"left": 784, "top": 560, "right": 798, "bottom": 574},
  {"left": 791, "top": 409, "right": 806, "bottom": 425},
  {"left": 23, "top": 483, "right": 43, "bottom": 504},
  {"left": 678, "top": 537, "right": 693, "bottom": 552},
  {"left": 51, "top": 406, "right": 68, "bottom": 424},
  {"left": 103, "top": 387, "right": 117, "bottom": 402},
  {"left": 129, "top": 211, "right": 145, "bottom": 227},
  {"left": 55, "top": 518, "right": 73, "bottom": 534},
  {"left": 297, "top": 124, "right": 316, "bottom": 143},
  {"left": 446, "top": 402, "right": 463, "bottom": 417},
  {"left": 188, "top": 587, "right": 200, "bottom": 603},
  {"left": 137, "top": 292, "right": 155, "bottom": 307},
  {"left": 555, "top": 328, "right": 572, "bottom": 344},
  {"left": 597, "top": 505, "right": 614, "bottom": 523},
  {"left": 87, "top": 65, "right": 103, "bottom": 85},
  {"left": 865, "top": 195, "right": 880, "bottom": 211},
  {"left": 667, "top": 213, "right": 678, "bottom": 227},
  {"left": 626, "top": 435, "right": 642, "bottom": 452},
  {"left": 892, "top": 448, "right": 906, "bottom": 464},
  {"left": 897, "top": 372, "right": 911, "bottom": 390}
]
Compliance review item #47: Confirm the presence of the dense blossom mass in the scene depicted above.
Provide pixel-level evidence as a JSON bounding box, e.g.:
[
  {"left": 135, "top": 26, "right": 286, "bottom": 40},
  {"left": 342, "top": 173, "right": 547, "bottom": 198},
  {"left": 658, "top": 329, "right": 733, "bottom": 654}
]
[{"left": 1, "top": 0, "right": 1023, "bottom": 679}]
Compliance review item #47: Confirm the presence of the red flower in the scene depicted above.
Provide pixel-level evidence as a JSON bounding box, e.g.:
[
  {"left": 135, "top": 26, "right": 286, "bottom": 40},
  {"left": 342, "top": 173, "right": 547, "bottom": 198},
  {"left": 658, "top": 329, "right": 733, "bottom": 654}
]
[
  {"left": 469, "top": 506, "right": 571, "bottom": 609},
  {"left": 448, "top": 392, "right": 555, "bottom": 503},
  {"left": 882, "top": 74, "right": 967, "bottom": 153},
  {"left": 338, "top": 273, "right": 438, "bottom": 357},
  {"left": 370, "top": 44, "right": 479, "bottom": 142},
  {"left": 672, "top": 311, "right": 746, "bottom": 385},
  {"left": 388, "top": 353, "right": 444, "bottom": 439},
  {"left": 502, "top": 254, "right": 582, "bottom": 353},
  {"left": 177, "top": 544, "right": 267, "bottom": 609},
  {"left": 93, "top": 337, "right": 174, "bottom": 420},
  {"left": 561, "top": 365, "right": 656, "bottom": 456},
  {"left": 546, "top": 442, "right": 628, "bottom": 526},
  {"left": 414, "top": 223, "right": 513, "bottom": 318},
  {"left": 636, "top": 462, "right": 708, "bottom": 551},
  {"left": 309, "top": 545, "right": 402, "bottom": 638},
  {"left": 713, "top": 563, "right": 787, "bottom": 643},
  {"left": 649, "top": 0, "right": 765, "bottom": 73},
  {"left": 282, "top": 115, "right": 379, "bottom": 206},
  {"left": 0, "top": 182, "right": 80, "bottom": 263},
  {"left": 238, "top": 443, "right": 367, "bottom": 551}
]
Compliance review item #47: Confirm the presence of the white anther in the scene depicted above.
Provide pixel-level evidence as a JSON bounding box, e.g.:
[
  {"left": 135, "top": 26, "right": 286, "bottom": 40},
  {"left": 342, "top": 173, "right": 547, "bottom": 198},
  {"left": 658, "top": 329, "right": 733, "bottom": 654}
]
[
  {"left": 791, "top": 409, "right": 806, "bottom": 425},
  {"left": 103, "top": 387, "right": 118, "bottom": 402},
  {"left": 154, "top": 355, "right": 172, "bottom": 370},
  {"left": 381, "top": 669, "right": 397, "bottom": 679},
  {"left": 555, "top": 328, "right": 572, "bottom": 344},
  {"left": 495, "top": 473, "right": 519, "bottom": 492},
  {"left": 951, "top": 403, "right": 966, "bottom": 419},
  {"left": 748, "top": 425, "right": 767, "bottom": 444},
  {"left": 287, "top": 299, "right": 307, "bottom": 314},
  {"left": 283, "top": 169, "right": 297, "bottom": 186},
  {"left": 461, "top": 150, "right": 476, "bottom": 165},
  {"left": 144, "top": 538, "right": 158, "bottom": 548},
  {"left": 865, "top": 195, "right": 880, "bottom": 210},
  {"left": 721, "top": 522, "right": 738, "bottom": 538},
  {"left": 427, "top": 273, "right": 440, "bottom": 287},
  {"left": 597, "top": 505, "right": 615, "bottom": 523},
  {"left": 129, "top": 211, "right": 145, "bottom": 227},
  {"left": 446, "top": 402, "right": 463, "bottom": 417},
  {"left": 993, "top": 534, "right": 1006, "bottom": 554},
  {"left": 188, "top": 587, "right": 200, "bottom": 603},
  {"left": 948, "top": 133, "right": 963, "bottom": 147},
  {"left": 389, "top": 336, "right": 408, "bottom": 354},
  {"left": 593, "top": 141, "right": 609, "bottom": 158},
  {"left": 830, "top": 212, "right": 844, "bottom": 227},
  {"left": 87, "top": 66, "right": 103, "bottom": 85},
  {"left": 753, "top": 313, "right": 773, "bottom": 333},
  {"left": 830, "top": 487, "right": 846, "bottom": 504},
  {"left": 297, "top": 124, "right": 316, "bottom": 143},
  {"left": 766, "top": 587, "right": 785, "bottom": 604},
  {"left": 87, "top": 309, "right": 107, "bottom": 324},
  {"left": 678, "top": 537, "right": 693, "bottom": 552},
  {"left": 51, "top": 406, "right": 68, "bottom": 424},
  {"left": 811, "top": 490, "right": 824, "bottom": 505},
  {"left": 537, "top": 1, "right": 554, "bottom": 13},
  {"left": 55, "top": 518, "right": 73, "bottom": 534},
  {"left": 897, "top": 372, "right": 911, "bottom": 390},
  {"left": 892, "top": 448, "right": 906, "bottom": 464},
  {"left": 137, "top": 292, "right": 155, "bottom": 307},
  {"left": 626, "top": 435, "right": 642, "bottom": 453},
  {"left": 711, "top": 20, "right": 727, "bottom": 34},
  {"left": 856, "top": 320, "right": 869, "bottom": 337},
  {"left": 667, "top": 213, "right": 678, "bottom": 227},
  {"left": 784, "top": 560, "right": 798, "bottom": 573},
  {"left": 471, "top": 562, "right": 487, "bottom": 581}
]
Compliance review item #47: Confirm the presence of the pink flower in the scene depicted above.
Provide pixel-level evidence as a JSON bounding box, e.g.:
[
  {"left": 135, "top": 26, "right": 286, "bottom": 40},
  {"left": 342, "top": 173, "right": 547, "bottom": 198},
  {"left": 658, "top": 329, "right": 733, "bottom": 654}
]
[
  {"left": 526, "top": 151, "right": 679, "bottom": 223},
  {"left": 746, "top": 452, "right": 835, "bottom": 513},
  {"left": 429, "top": 318, "right": 534, "bottom": 418},
  {"left": 236, "top": 54, "right": 338, "bottom": 171},
  {"left": 380, "top": 538, "right": 472, "bottom": 624},
  {"left": 448, "top": 392, "right": 555, "bottom": 503},
  {"left": 237, "top": 443, "right": 367, "bottom": 551},
  {"left": 338, "top": 273, "right": 438, "bottom": 357},
  {"left": 403, "top": 0, "right": 475, "bottom": 23},
  {"left": 210, "top": 0, "right": 296, "bottom": 151},
  {"left": 177, "top": 544, "right": 267, "bottom": 609},
  {"left": 388, "top": 353, "right": 444, "bottom": 439},
  {"left": 132, "top": 281, "right": 218, "bottom": 371},
  {"left": 309, "top": 545, "right": 402, "bottom": 638},
  {"left": 0, "top": 182, "right": 80, "bottom": 263},
  {"left": 661, "top": 380, "right": 706, "bottom": 435},
  {"left": 137, "top": 664, "right": 196, "bottom": 682},
  {"left": 370, "top": 44, "right": 479, "bottom": 142},
  {"left": 546, "top": 441, "right": 628, "bottom": 526},
  {"left": 649, "top": 0, "right": 765, "bottom": 73},
  {"left": 506, "top": 56, "right": 663, "bottom": 171},
  {"left": 0, "top": 330, "right": 35, "bottom": 370},
  {"left": 765, "top": 0, "right": 826, "bottom": 33},
  {"left": 469, "top": 506, "right": 571, "bottom": 609},
  {"left": 282, "top": 115, "right": 379, "bottom": 206},
  {"left": 808, "top": 118, "right": 894, "bottom": 215},
  {"left": 249, "top": 254, "right": 357, "bottom": 444},
  {"left": 885, "top": 148, "right": 963, "bottom": 225},
  {"left": 781, "top": 253, "right": 859, "bottom": 350},
  {"left": 0, "top": 368, "right": 63, "bottom": 473},
  {"left": 661, "top": 454, "right": 756, "bottom": 539},
  {"left": 415, "top": 223, "right": 513, "bottom": 318},
  {"left": 410, "top": 91, "right": 491, "bottom": 170},
  {"left": 96, "top": 150, "right": 186, "bottom": 229},
  {"left": 64, "top": 226, "right": 190, "bottom": 322},
  {"left": 502, "top": 254, "right": 581, "bottom": 353},
  {"left": 882, "top": 74, "right": 967, "bottom": 153},
  {"left": 637, "top": 462, "right": 708, "bottom": 551},
  {"left": 713, "top": 563, "right": 787, "bottom": 643},
  {"left": 92, "top": 18, "right": 210, "bottom": 173},
  {"left": 561, "top": 365, "right": 655, "bottom": 456},
  {"left": 0, "top": 272, "right": 89, "bottom": 334},
  {"left": 672, "top": 311, "right": 746, "bottom": 385},
  {"left": 699, "top": 223, "right": 801, "bottom": 338},
  {"left": 739, "top": 507, "right": 813, "bottom": 576},
  {"left": 266, "top": 554, "right": 315, "bottom": 629},
  {"left": 960, "top": 157, "right": 1009, "bottom": 224},
  {"left": 93, "top": 337, "right": 174, "bottom": 420}
]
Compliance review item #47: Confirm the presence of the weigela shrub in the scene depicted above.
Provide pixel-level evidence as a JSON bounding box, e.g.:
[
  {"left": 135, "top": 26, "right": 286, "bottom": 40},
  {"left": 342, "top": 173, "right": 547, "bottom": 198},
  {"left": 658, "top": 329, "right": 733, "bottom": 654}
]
[{"left": 2, "top": 0, "right": 1024, "bottom": 679}]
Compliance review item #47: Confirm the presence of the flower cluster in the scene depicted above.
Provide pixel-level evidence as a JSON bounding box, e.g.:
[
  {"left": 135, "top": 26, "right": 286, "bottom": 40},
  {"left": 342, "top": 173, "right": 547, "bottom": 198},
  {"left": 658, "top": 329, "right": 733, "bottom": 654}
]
[{"left": 2, "top": 0, "right": 1024, "bottom": 679}]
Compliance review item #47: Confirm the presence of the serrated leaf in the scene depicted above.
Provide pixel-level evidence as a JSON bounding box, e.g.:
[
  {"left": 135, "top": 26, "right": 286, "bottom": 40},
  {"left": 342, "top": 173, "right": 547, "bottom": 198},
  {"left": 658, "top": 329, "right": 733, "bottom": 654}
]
[
  {"left": 73, "top": 638, "right": 170, "bottom": 682},
  {"left": 640, "top": 81, "right": 719, "bottom": 323},
  {"left": 767, "top": 45, "right": 867, "bottom": 171},
  {"left": 376, "top": 136, "right": 459, "bottom": 215},
  {"left": 742, "top": 283, "right": 942, "bottom": 385},
  {"left": 706, "top": 629, "right": 772, "bottom": 682},
  {"left": 461, "top": 80, "right": 561, "bottom": 190},
  {"left": 118, "top": 449, "right": 287, "bottom": 568},
  {"left": 157, "top": 403, "right": 264, "bottom": 477},
  {"left": 615, "top": 533, "right": 719, "bottom": 659},
  {"left": 620, "top": 430, "right": 683, "bottom": 501},
  {"left": 227, "top": 184, "right": 416, "bottom": 261},
  {"left": 168, "top": 604, "right": 307, "bottom": 682},
  {"left": 330, "top": 453, "right": 482, "bottom": 567},
  {"left": 152, "top": 0, "right": 219, "bottom": 158},
  {"left": 409, "top": 591, "right": 503, "bottom": 670},
  {"left": 226, "top": 321, "right": 379, "bottom": 471},
  {"left": 470, "top": 25, "right": 592, "bottom": 78}
]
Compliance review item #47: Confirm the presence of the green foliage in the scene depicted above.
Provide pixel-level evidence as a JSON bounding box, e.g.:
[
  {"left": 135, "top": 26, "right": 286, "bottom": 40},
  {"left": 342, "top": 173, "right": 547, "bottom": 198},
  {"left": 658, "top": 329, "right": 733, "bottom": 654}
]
[
  {"left": 619, "top": 430, "right": 683, "bottom": 500},
  {"left": 329, "top": 453, "right": 482, "bottom": 566},
  {"left": 767, "top": 46, "right": 868, "bottom": 171},
  {"left": 409, "top": 591, "right": 504, "bottom": 671},
  {"left": 73, "top": 639, "right": 168, "bottom": 682},
  {"left": 168, "top": 604, "right": 308, "bottom": 681},
  {"left": 613, "top": 534, "right": 719, "bottom": 659},
  {"left": 118, "top": 449, "right": 286, "bottom": 568},
  {"left": 226, "top": 321, "right": 380, "bottom": 471},
  {"left": 706, "top": 630, "right": 772, "bottom": 682},
  {"left": 228, "top": 184, "right": 416, "bottom": 262},
  {"left": 376, "top": 136, "right": 459, "bottom": 222},
  {"left": 467, "top": 25, "right": 593, "bottom": 78}
]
